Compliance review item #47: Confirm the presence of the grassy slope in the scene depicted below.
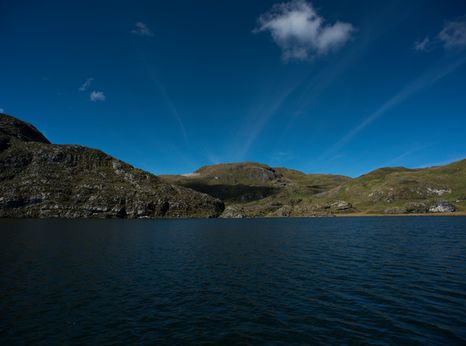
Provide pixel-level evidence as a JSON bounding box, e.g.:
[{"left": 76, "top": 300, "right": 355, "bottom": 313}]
[
  {"left": 162, "top": 160, "right": 466, "bottom": 216},
  {"left": 315, "top": 159, "right": 466, "bottom": 214},
  {"left": 161, "top": 162, "right": 352, "bottom": 216}
]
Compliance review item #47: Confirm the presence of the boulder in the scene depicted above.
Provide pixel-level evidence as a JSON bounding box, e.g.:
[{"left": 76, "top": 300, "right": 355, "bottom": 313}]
[
  {"left": 405, "top": 202, "right": 428, "bottom": 213},
  {"left": 220, "top": 206, "right": 246, "bottom": 218},
  {"left": 329, "top": 200, "right": 352, "bottom": 211},
  {"left": 428, "top": 201, "right": 455, "bottom": 213}
]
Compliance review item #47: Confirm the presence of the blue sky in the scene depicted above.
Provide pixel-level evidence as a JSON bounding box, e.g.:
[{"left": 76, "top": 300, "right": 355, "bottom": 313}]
[{"left": 1, "top": 0, "right": 466, "bottom": 177}]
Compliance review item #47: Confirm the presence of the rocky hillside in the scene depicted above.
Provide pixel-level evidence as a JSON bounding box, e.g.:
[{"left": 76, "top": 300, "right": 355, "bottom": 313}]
[
  {"left": 161, "top": 162, "right": 352, "bottom": 217},
  {"left": 162, "top": 160, "right": 465, "bottom": 217},
  {"left": 0, "top": 114, "right": 224, "bottom": 218},
  {"left": 315, "top": 160, "right": 466, "bottom": 215}
]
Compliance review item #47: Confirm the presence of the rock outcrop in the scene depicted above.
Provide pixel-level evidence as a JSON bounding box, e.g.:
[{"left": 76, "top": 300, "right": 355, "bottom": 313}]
[
  {"left": 220, "top": 206, "right": 247, "bottom": 218},
  {"left": 428, "top": 200, "right": 455, "bottom": 213},
  {"left": 321, "top": 160, "right": 465, "bottom": 215},
  {"left": 0, "top": 114, "right": 224, "bottom": 218},
  {"left": 384, "top": 201, "right": 456, "bottom": 214},
  {"left": 329, "top": 200, "right": 352, "bottom": 211}
]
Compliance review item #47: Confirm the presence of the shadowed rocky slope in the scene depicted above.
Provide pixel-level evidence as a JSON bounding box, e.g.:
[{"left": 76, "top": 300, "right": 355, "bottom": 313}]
[
  {"left": 161, "top": 162, "right": 353, "bottom": 217},
  {"left": 0, "top": 114, "right": 224, "bottom": 218}
]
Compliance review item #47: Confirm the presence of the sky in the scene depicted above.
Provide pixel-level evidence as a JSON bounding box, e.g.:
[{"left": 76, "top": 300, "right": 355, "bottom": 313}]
[{"left": 1, "top": 0, "right": 466, "bottom": 177}]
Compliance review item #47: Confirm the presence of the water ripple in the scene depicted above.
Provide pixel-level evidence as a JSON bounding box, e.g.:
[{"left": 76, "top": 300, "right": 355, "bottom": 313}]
[{"left": 1, "top": 217, "right": 466, "bottom": 345}]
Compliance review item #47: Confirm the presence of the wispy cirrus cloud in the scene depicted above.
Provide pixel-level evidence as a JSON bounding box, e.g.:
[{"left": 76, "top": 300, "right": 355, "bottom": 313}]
[
  {"left": 319, "top": 57, "right": 466, "bottom": 160},
  {"left": 254, "top": 0, "right": 354, "bottom": 61},
  {"left": 90, "top": 90, "right": 106, "bottom": 102},
  {"left": 79, "top": 78, "right": 93, "bottom": 92},
  {"left": 384, "top": 143, "right": 431, "bottom": 167},
  {"left": 131, "top": 22, "right": 154, "bottom": 37},
  {"left": 415, "top": 18, "right": 466, "bottom": 52},
  {"left": 233, "top": 78, "right": 303, "bottom": 161},
  {"left": 134, "top": 49, "right": 190, "bottom": 148},
  {"left": 145, "top": 66, "right": 189, "bottom": 146},
  {"left": 234, "top": 24, "right": 376, "bottom": 161}
]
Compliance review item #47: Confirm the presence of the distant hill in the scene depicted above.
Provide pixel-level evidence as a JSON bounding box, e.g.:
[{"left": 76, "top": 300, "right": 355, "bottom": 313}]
[
  {"left": 162, "top": 160, "right": 465, "bottom": 217},
  {"left": 0, "top": 113, "right": 224, "bottom": 218},
  {"left": 317, "top": 160, "right": 466, "bottom": 215},
  {"left": 161, "top": 162, "right": 354, "bottom": 217}
]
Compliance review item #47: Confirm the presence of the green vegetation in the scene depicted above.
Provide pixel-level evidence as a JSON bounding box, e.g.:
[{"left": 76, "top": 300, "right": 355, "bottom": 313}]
[
  {"left": 161, "top": 162, "right": 354, "bottom": 217},
  {"left": 162, "top": 160, "right": 465, "bottom": 217},
  {"left": 319, "top": 160, "right": 466, "bottom": 215}
]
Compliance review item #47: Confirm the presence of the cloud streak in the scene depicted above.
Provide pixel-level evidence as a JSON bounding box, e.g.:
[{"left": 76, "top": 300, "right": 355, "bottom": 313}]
[
  {"left": 234, "top": 25, "right": 376, "bottom": 161},
  {"left": 146, "top": 68, "right": 189, "bottom": 146},
  {"left": 384, "top": 143, "right": 430, "bottom": 167},
  {"left": 255, "top": 0, "right": 354, "bottom": 61},
  {"left": 79, "top": 78, "right": 93, "bottom": 91},
  {"left": 320, "top": 57, "right": 466, "bottom": 159},
  {"left": 233, "top": 78, "right": 304, "bottom": 161}
]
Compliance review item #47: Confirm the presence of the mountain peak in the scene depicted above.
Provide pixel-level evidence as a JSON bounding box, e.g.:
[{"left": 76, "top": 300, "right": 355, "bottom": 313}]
[{"left": 0, "top": 114, "right": 50, "bottom": 144}]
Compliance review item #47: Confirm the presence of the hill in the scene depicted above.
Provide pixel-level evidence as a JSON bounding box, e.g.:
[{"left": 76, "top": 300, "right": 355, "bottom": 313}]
[
  {"left": 316, "top": 160, "right": 466, "bottom": 215},
  {"left": 161, "top": 162, "right": 352, "bottom": 217},
  {"left": 0, "top": 113, "right": 224, "bottom": 218},
  {"left": 162, "top": 160, "right": 465, "bottom": 217}
]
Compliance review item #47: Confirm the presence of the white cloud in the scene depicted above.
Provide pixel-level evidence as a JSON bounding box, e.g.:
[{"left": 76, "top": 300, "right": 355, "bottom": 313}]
[
  {"left": 90, "top": 91, "right": 106, "bottom": 102},
  {"left": 0, "top": 108, "right": 4, "bottom": 113},
  {"left": 255, "top": 0, "right": 354, "bottom": 61},
  {"left": 415, "top": 19, "right": 466, "bottom": 52},
  {"left": 79, "top": 78, "right": 93, "bottom": 92},
  {"left": 131, "top": 22, "right": 154, "bottom": 37},
  {"left": 439, "top": 20, "right": 466, "bottom": 49},
  {"left": 414, "top": 37, "right": 431, "bottom": 51}
]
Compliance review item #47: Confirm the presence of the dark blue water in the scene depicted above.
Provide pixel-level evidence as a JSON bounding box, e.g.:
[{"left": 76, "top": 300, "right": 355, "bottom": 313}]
[{"left": 1, "top": 217, "right": 466, "bottom": 345}]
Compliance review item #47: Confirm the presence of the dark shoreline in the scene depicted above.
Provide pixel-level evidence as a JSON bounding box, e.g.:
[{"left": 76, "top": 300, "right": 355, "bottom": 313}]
[{"left": 1, "top": 213, "right": 465, "bottom": 220}]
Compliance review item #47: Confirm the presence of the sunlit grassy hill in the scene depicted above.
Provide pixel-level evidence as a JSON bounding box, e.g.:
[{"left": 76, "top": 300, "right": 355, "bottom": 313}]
[
  {"left": 317, "top": 159, "right": 466, "bottom": 214},
  {"left": 162, "top": 160, "right": 466, "bottom": 217}
]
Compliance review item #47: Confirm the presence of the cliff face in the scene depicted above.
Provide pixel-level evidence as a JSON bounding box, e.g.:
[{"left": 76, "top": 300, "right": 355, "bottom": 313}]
[{"left": 0, "top": 114, "right": 224, "bottom": 218}]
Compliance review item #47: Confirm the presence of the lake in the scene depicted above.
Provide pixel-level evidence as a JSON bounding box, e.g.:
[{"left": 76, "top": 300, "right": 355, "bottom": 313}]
[{"left": 1, "top": 217, "right": 466, "bottom": 345}]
